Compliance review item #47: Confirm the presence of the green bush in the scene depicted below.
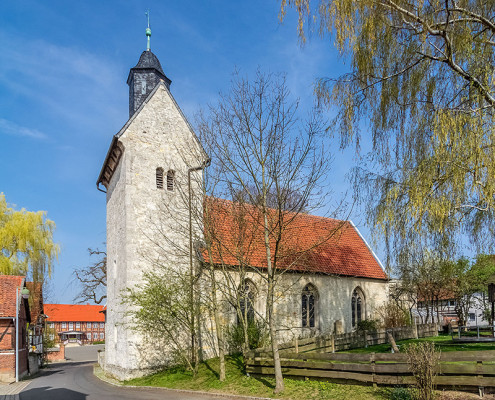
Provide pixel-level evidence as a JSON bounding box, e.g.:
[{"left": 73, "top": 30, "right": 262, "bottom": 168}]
[
  {"left": 357, "top": 319, "right": 379, "bottom": 332},
  {"left": 225, "top": 319, "right": 269, "bottom": 353},
  {"left": 390, "top": 387, "right": 412, "bottom": 400}
]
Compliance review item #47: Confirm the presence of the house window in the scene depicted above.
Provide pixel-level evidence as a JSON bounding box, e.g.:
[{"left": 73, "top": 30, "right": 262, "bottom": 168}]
[
  {"left": 449, "top": 300, "right": 456, "bottom": 307},
  {"left": 50, "top": 323, "right": 54, "bottom": 329},
  {"left": 302, "top": 284, "right": 318, "bottom": 328},
  {"left": 352, "top": 288, "right": 365, "bottom": 328},
  {"left": 238, "top": 279, "right": 256, "bottom": 324},
  {"left": 167, "top": 170, "right": 175, "bottom": 191},
  {"left": 469, "top": 313, "right": 476, "bottom": 322},
  {"left": 62, "top": 322, "right": 67, "bottom": 329},
  {"left": 76, "top": 322, "right": 80, "bottom": 329},
  {"left": 156, "top": 167, "right": 164, "bottom": 189},
  {"left": 93, "top": 332, "right": 98, "bottom": 339},
  {"left": 100, "top": 333, "right": 104, "bottom": 339},
  {"left": 49, "top": 334, "right": 54, "bottom": 340},
  {"left": 68, "top": 322, "right": 73, "bottom": 330},
  {"left": 86, "top": 333, "right": 91, "bottom": 340},
  {"left": 87, "top": 322, "right": 91, "bottom": 329},
  {"left": 93, "top": 322, "right": 98, "bottom": 329},
  {"left": 100, "top": 323, "right": 104, "bottom": 329}
]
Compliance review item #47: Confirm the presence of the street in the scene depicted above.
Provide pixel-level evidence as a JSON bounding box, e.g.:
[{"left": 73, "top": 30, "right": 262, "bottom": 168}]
[{"left": 1, "top": 346, "right": 227, "bottom": 400}]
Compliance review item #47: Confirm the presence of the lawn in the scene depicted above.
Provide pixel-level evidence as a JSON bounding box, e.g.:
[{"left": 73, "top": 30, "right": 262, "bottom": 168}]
[
  {"left": 125, "top": 354, "right": 391, "bottom": 400},
  {"left": 343, "top": 333, "right": 495, "bottom": 353}
]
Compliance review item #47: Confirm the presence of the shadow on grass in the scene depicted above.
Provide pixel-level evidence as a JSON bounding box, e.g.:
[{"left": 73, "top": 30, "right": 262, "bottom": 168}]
[
  {"left": 203, "top": 359, "right": 219, "bottom": 379},
  {"left": 230, "top": 353, "right": 246, "bottom": 374}
]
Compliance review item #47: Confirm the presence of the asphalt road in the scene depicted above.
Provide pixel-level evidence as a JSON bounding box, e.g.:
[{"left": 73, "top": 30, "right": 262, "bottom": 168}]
[
  {"left": 13, "top": 346, "right": 226, "bottom": 400},
  {"left": 19, "top": 361, "right": 224, "bottom": 400}
]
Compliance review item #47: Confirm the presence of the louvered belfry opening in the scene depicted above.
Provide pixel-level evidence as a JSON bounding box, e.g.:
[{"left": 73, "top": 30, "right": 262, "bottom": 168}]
[
  {"left": 167, "top": 170, "right": 175, "bottom": 191},
  {"left": 156, "top": 168, "right": 164, "bottom": 189}
]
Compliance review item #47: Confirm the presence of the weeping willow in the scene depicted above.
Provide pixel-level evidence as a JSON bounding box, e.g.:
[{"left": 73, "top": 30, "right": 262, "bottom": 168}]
[
  {"left": 0, "top": 193, "right": 59, "bottom": 281},
  {"left": 281, "top": 0, "right": 495, "bottom": 255}
]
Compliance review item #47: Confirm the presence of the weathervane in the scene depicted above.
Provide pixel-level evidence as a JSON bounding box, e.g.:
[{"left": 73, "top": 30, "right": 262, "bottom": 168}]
[{"left": 145, "top": 10, "right": 151, "bottom": 51}]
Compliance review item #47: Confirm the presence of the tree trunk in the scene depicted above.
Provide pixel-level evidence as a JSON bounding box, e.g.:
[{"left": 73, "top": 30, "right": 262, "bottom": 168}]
[
  {"left": 262, "top": 211, "right": 284, "bottom": 393},
  {"left": 387, "top": 331, "right": 400, "bottom": 353}
]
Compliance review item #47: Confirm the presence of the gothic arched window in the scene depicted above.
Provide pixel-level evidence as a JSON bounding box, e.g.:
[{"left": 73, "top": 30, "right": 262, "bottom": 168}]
[
  {"left": 352, "top": 288, "right": 365, "bottom": 328},
  {"left": 156, "top": 168, "right": 164, "bottom": 189},
  {"left": 302, "top": 284, "right": 318, "bottom": 328},
  {"left": 238, "top": 279, "right": 256, "bottom": 324},
  {"left": 167, "top": 170, "right": 175, "bottom": 191}
]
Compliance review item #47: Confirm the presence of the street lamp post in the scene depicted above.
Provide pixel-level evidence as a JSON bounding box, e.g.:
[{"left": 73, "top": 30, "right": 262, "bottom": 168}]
[{"left": 15, "top": 286, "right": 30, "bottom": 382}]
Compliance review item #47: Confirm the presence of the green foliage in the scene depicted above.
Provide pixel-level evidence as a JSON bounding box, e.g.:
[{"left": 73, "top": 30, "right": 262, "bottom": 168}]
[
  {"left": 0, "top": 193, "right": 59, "bottom": 281},
  {"left": 390, "top": 387, "right": 412, "bottom": 400},
  {"left": 225, "top": 319, "right": 269, "bottom": 353},
  {"left": 281, "top": 0, "right": 495, "bottom": 256},
  {"left": 356, "top": 319, "right": 379, "bottom": 332},
  {"left": 123, "top": 268, "right": 197, "bottom": 371}
]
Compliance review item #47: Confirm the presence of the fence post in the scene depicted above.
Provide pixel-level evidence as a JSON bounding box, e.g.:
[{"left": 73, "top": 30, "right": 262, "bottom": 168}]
[
  {"left": 370, "top": 352, "right": 376, "bottom": 388},
  {"left": 331, "top": 334, "right": 335, "bottom": 353}
]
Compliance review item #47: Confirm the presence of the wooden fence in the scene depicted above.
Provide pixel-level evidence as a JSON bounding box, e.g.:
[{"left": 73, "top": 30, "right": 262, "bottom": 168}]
[
  {"left": 245, "top": 350, "right": 495, "bottom": 389},
  {"left": 253, "top": 324, "right": 438, "bottom": 355}
]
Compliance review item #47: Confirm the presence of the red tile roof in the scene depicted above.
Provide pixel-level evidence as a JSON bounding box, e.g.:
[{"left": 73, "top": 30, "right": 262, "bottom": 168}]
[
  {"left": 44, "top": 304, "right": 105, "bottom": 322},
  {"left": 203, "top": 198, "right": 388, "bottom": 280},
  {"left": 0, "top": 276, "right": 26, "bottom": 318}
]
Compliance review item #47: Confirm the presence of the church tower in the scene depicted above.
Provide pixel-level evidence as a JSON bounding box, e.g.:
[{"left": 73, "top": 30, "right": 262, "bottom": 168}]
[{"left": 97, "top": 22, "right": 207, "bottom": 380}]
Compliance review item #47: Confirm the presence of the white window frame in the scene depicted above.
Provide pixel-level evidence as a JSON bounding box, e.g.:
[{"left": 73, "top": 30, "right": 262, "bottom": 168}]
[
  {"left": 93, "top": 332, "right": 98, "bottom": 339},
  {"left": 68, "top": 322, "right": 74, "bottom": 330},
  {"left": 61, "top": 322, "right": 67, "bottom": 329},
  {"left": 87, "top": 322, "right": 91, "bottom": 329},
  {"left": 100, "top": 333, "right": 104, "bottom": 339},
  {"left": 100, "top": 322, "right": 104, "bottom": 329},
  {"left": 86, "top": 333, "right": 91, "bottom": 340},
  {"left": 76, "top": 322, "right": 81, "bottom": 329}
]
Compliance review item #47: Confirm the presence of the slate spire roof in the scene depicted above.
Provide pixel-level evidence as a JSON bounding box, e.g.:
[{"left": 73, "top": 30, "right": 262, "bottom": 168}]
[{"left": 132, "top": 50, "right": 166, "bottom": 76}]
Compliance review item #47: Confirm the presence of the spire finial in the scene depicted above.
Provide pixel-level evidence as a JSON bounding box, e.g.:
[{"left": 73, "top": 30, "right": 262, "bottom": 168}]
[{"left": 145, "top": 10, "right": 151, "bottom": 51}]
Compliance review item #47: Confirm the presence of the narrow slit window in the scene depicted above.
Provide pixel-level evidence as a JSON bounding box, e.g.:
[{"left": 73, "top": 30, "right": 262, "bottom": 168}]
[
  {"left": 167, "top": 170, "right": 175, "bottom": 191},
  {"left": 156, "top": 168, "right": 164, "bottom": 189}
]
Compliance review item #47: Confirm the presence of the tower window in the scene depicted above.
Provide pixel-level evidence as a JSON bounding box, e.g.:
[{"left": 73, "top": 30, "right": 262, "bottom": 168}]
[
  {"left": 156, "top": 168, "right": 164, "bottom": 189},
  {"left": 167, "top": 170, "right": 175, "bottom": 191}
]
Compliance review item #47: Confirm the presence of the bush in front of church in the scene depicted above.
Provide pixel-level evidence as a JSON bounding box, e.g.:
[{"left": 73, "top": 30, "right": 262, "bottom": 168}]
[{"left": 225, "top": 319, "right": 269, "bottom": 353}]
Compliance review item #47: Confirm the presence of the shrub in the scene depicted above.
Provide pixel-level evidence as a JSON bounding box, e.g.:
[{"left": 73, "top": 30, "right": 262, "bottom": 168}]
[
  {"left": 377, "top": 301, "right": 412, "bottom": 328},
  {"left": 357, "top": 319, "right": 379, "bottom": 332},
  {"left": 405, "top": 342, "right": 440, "bottom": 400},
  {"left": 390, "top": 387, "right": 412, "bottom": 400},
  {"left": 225, "top": 319, "right": 269, "bottom": 353}
]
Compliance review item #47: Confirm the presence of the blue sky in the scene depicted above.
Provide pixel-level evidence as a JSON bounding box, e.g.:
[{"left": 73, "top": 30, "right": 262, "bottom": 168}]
[{"left": 0, "top": 0, "right": 374, "bottom": 303}]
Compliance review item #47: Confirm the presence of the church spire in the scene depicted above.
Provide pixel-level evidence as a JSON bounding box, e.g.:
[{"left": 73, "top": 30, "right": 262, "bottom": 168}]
[
  {"left": 145, "top": 10, "right": 151, "bottom": 51},
  {"left": 126, "top": 14, "right": 172, "bottom": 117}
]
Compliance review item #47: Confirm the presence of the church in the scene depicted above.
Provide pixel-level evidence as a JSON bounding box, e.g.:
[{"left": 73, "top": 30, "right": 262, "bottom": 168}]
[{"left": 97, "top": 29, "right": 389, "bottom": 380}]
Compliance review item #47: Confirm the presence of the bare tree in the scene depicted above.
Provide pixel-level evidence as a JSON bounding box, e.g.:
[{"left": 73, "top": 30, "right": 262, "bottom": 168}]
[
  {"left": 73, "top": 247, "right": 107, "bottom": 304},
  {"left": 198, "top": 70, "right": 334, "bottom": 393}
]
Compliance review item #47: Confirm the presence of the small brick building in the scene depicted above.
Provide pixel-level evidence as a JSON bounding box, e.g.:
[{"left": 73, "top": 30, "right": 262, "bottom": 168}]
[
  {"left": 0, "top": 276, "right": 31, "bottom": 382},
  {"left": 44, "top": 304, "right": 105, "bottom": 345}
]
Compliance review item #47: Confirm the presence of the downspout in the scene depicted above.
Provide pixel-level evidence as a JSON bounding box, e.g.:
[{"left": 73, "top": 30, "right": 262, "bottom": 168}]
[{"left": 188, "top": 158, "right": 211, "bottom": 367}]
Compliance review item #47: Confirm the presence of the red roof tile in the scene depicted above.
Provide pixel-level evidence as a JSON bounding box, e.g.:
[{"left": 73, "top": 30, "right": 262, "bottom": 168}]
[
  {"left": 44, "top": 304, "right": 105, "bottom": 322},
  {"left": 0, "top": 276, "right": 26, "bottom": 318},
  {"left": 203, "top": 198, "right": 388, "bottom": 280}
]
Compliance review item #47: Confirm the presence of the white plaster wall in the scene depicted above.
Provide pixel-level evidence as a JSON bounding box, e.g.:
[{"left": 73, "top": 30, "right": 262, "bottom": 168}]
[{"left": 203, "top": 269, "right": 389, "bottom": 353}]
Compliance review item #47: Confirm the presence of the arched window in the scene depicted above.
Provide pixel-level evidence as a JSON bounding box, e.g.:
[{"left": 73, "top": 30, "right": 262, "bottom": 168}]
[
  {"left": 302, "top": 284, "right": 318, "bottom": 328},
  {"left": 352, "top": 288, "right": 365, "bottom": 328},
  {"left": 238, "top": 279, "right": 256, "bottom": 324},
  {"left": 167, "top": 170, "right": 175, "bottom": 191},
  {"left": 156, "top": 168, "right": 164, "bottom": 189}
]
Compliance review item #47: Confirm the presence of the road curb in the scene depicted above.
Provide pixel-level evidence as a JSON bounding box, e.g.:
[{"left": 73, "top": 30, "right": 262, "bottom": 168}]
[{"left": 93, "top": 364, "right": 276, "bottom": 400}]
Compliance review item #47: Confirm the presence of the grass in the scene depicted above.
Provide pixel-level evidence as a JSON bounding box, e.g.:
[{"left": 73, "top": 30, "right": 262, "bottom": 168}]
[
  {"left": 125, "top": 354, "right": 392, "bottom": 399},
  {"left": 344, "top": 333, "right": 495, "bottom": 353}
]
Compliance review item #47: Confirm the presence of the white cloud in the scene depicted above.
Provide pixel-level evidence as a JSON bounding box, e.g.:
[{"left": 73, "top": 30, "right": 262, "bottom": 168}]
[{"left": 0, "top": 118, "right": 47, "bottom": 139}]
